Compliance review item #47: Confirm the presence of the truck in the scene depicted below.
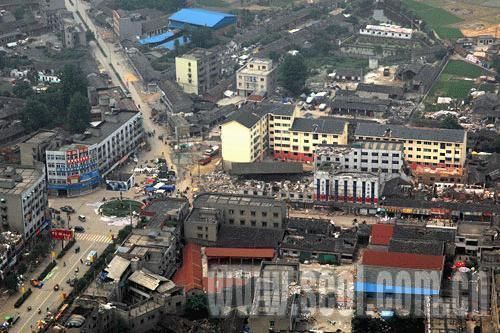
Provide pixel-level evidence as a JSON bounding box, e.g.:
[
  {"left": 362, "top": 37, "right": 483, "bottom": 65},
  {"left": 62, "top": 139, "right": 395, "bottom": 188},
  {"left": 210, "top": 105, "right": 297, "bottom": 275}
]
[
  {"left": 203, "top": 145, "right": 219, "bottom": 157},
  {"left": 86, "top": 250, "right": 97, "bottom": 266}
]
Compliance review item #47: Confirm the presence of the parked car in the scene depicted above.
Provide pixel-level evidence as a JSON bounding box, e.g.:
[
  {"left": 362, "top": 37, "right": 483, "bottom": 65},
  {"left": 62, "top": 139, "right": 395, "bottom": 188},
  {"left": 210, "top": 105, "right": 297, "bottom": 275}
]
[
  {"left": 78, "top": 215, "right": 86, "bottom": 222},
  {"left": 60, "top": 206, "right": 75, "bottom": 214},
  {"left": 73, "top": 226, "right": 85, "bottom": 233}
]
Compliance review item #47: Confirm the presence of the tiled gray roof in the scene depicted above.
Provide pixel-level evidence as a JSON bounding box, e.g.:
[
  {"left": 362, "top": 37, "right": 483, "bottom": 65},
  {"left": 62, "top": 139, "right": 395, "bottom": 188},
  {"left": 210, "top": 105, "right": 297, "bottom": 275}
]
[
  {"left": 389, "top": 239, "right": 444, "bottom": 256},
  {"left": 225, "top": 110, "right": 261, "bottom": 128},
  {"left": 290, "top": 117, "right": 346, "bottom": 134},
  {"left": 331, "top": 95, "right": 390, "bottom": 113},
  {"left": 357, "top": 83, "right": 404, "bottom": 96},
  {"left": 216, "top": 225, "right": 284, "bottom": 248},
  {"left": 224, "top": 102, "right": 294, "bottom": 128},
  {"left": 354, "top": 122, "right": 466, "bottom": 143}
]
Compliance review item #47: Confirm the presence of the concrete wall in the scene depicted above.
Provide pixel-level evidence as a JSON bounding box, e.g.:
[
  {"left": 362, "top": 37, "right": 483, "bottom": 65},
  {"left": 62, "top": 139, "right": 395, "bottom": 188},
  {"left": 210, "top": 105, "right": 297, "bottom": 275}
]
[{"left": 221, "top": 121, "right": 253, "bottom": 163}]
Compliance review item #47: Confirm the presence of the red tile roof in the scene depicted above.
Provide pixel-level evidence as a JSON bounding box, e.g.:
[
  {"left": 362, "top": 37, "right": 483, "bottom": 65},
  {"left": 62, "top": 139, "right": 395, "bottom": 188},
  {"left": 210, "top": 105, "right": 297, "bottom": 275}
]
[
  {"left": 204, "top": 247, "right": 274, "bottom": 259},
  {"left": 172, "top": 243, "right": 203, "bottom": 292},
  {"left": 370, "top": 224, "right": 394, "bottom": 245},
  {"left": 362, "top": 249, "right": 444, "bottom": 270}
]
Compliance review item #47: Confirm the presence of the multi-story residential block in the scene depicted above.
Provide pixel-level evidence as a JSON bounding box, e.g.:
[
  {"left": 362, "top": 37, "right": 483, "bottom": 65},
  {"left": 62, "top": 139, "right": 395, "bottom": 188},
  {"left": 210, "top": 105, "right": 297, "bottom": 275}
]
[
  {"left": 46, "top": 110, "right": 144, "bottom": 197},
  {"left": 0, "top": 163, "right": 48, "bottom": 239},
  {"left": 314, "top": 170, "right": 380, "bottom": 204},
  {"left": 314, "top": 141, "right": 406, "bottom": 182},
  {"left": 175, "top": 48, "right": 221, "bottom": 95},
  {"left": 354, "top": 123, "right": 467, "bottom": 170},
  {"left": 19, "top": 130, "right": 62, "bottom": 166},
  {"left": 359, "top": 24, "right": 413, "bottom": 39},
  {"left": 274, "top": 117, "right": 349, "bottom": 163},
  {"left": 236, "top": 58, "right": 276, "bottom": 97},
  {"left": 220, "top": 103, "right": 297, "bottom": 164},
  {"left": 45, "top": 144, "right": 100, "bottom": 197},
  {"left": 112, "top": 9, "right": 169, "bottom": 41},
  {"left": 184, "top": 193, "right": 287, "bottom": 244},
  {"left": 220, "top": 103, "right": 349, "bottom": 165}
]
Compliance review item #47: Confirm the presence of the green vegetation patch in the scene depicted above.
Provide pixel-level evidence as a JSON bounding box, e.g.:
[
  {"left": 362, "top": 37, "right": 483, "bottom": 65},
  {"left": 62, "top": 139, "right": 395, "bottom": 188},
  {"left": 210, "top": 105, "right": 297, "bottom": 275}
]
[
  {"left": 430, "top": 74, "right": 474, "bottom": 99},
  {"left": 100, "top": 200, "right": 142, "bottom": 217},
  {"left": 402, "top": 0, "right": 463, "bottom": 39},
  {"left": 443, "top": 60, "right": 485, "bottom": 78},
  {"left": 194, "top": 0, "right": 229, "bottom": 7}
]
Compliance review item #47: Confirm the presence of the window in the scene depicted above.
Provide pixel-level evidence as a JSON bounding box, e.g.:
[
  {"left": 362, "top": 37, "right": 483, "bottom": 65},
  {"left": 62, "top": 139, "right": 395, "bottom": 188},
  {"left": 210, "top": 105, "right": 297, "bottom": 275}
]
[
  {"left": 228, "top": 209, "right": 234, "bottom": 214},
  {"left": 197, "top": 234, "right": 203, "bottom": 238},
  {"left": 250, "top": 211, "right": 256, "bottom": 216},
  {"left": 251, "top": 221, "right": 256, "bottom": 226},
  {"left": 240, "top": 220, "right": 245, "bottom": 225},
  {"left": 273, "top": 212, "right": 279, "bottom": 218},
  {"left": 262, "top": 222, "right": 267, "bottom": 227},
  {"left": 240, "top": 210, "right": 245, "bottom": 215},
  {"left": 262, "top": 212, "right": 267, "bottom": 217},
  {"left": 229, "top": 219, "right": 234, "bottom": 224}
]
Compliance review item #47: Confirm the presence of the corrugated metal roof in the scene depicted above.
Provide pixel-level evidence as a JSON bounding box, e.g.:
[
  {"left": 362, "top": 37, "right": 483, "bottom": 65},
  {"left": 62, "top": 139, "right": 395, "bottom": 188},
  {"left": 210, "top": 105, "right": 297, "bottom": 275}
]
[
  {"left": 105, "top": 255, "right": 130, "bottom": 281},
  {"left": 138, "top": 31, "right": 174, "bottom": 45},
  {"left": 128, "top": 270, "right": 168, "bottom": 291},
  {"left": 370, "top": 224, "right": 394, "bottom": 245},
  {"left": 169, "top": 8, "right": 235, "bottom": 28},
  {"left": 172, "top": 243, "right": 203, "bottom": 292},
  {"left": 290, "top": 117, "right": 346, "bottom": 134},
  {"left": 204, "top": 247, "right": 275, "bottom": 258},
  {"left": 155, "top": 36, "right": 189, "bottom": 50},
  {"left": 362, "top": 249, "right": 444, "bottom": 270},
  {"left": 354, "top": 282, "right": 440, "bottom": 295}
]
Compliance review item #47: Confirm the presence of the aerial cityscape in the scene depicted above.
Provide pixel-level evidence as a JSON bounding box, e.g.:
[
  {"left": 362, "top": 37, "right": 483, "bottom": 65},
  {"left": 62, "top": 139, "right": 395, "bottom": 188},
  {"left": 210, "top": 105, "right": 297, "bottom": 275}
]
[{"left": 0, "top": 0, "right": 498, "bottom": 332}]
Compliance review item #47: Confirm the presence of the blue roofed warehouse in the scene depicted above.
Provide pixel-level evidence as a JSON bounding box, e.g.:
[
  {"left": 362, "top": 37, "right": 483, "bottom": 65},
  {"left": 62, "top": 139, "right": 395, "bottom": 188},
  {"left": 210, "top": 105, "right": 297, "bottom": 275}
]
[{"left": 168, "top": 8, "right": 236, "bottom": 30}]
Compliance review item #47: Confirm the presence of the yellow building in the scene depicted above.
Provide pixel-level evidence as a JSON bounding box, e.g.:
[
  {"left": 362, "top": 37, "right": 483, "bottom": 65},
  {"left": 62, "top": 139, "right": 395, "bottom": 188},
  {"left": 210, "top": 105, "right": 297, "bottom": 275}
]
[
  {"left": 354, "top": 123, "right": 467, "bottom": 171},
  {"left": 220, "top": 103, "right": 297, "bottom": 164},
  {"left": 273, "top": 118, "right": 349, "bottom": 162},
  {"left": 220, "top": 103, "right": 349, "bottom": 164},
  {"left": 175, "top": 48, "right": 220, "bottom": 95}
]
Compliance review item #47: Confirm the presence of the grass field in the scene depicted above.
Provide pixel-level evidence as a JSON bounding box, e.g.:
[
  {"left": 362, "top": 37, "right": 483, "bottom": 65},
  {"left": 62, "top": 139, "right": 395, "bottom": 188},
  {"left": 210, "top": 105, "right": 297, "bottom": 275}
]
[
  {"left": 402, "top": 0, "right": 463, "bottom": 39},
  {"left": 430, "top": 75, "right": 475, "bottom": 99},
  {"left": 443, "top": 60, "right": 485, "bottom": 78}
]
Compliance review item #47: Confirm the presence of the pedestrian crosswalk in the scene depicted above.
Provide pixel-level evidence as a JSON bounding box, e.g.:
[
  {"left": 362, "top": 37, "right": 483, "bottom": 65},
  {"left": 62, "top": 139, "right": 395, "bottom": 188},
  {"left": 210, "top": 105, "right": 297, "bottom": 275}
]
[{"left": 75, "top": 233, "right": 113, "bottom": 244}]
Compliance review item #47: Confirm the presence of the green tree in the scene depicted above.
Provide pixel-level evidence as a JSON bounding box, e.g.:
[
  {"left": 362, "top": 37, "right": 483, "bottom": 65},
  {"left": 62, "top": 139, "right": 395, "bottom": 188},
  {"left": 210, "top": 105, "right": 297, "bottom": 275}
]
[
  {"left": 66, "top": 92, "right": 90, "bottom": 133},
  {"left": 13, "top": 6, "right": 25, "bottom": 20},
  {"left": 278, "top": 55, "right": 308, "bottom": 95},
  {"left": 184, "top": 294, "right": 209, "bottom": 319},
  {"left": 13, "top": 81, "right": 34, "bottom": 99},
  {"left": 117, "top": 225, "right": 133, "bottom": 243},
  {"left": 21, "top": 100, "right": 50, "bottom": 131},
  {"left": 3, "top": 273, "right": 18, "bottom": 292},
  {"left": 440, "top": 115, "right": 462, "bottom": 129},
  {"left": 185, "top": 26, "right": 217, "bottom": 48},
  {"left": 60, "top": 65, "right": 88, "bottom": 106}
]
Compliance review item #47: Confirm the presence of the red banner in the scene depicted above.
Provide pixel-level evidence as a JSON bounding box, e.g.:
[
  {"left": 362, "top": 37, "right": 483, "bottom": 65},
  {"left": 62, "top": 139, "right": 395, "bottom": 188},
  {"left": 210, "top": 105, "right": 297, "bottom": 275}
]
[{"left": 50, "top": 229, "right": 73, "bottom": 240}]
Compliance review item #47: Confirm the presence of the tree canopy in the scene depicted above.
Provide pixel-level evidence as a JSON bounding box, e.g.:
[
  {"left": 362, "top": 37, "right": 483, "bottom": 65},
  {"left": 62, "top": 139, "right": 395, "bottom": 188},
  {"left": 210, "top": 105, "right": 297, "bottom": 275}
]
[
  {"left": 440, "top": 115, "right": 462, "bottom": 129},
  {"left": 278, "top": 55, "right": 308, "bottom": 95},
  {"left": 185, "top": 26, "right": 218, "bottom": 49},
  {"left": 67, "top": 92, "right": 91, "bottom": 133},
  {"left": 184, "top": 294, "right": 209, "bottom": 320},
  {"left": 19, "top": 65, "right": 91, "bottom": 133}
]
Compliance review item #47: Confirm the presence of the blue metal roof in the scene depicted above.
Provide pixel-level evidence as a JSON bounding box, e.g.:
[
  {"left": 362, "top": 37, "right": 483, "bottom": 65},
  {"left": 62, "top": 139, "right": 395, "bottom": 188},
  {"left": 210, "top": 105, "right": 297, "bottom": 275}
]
[
  {"left": 355, "top": 282, "right": 440, "bottom": 296},
  {"left": 138, "top": 31, "right": 174, "bottom": 45},
  {"left": 155, "top": 36, "right": 189, "bottom": 50},
  {"left": 169, "top": 8, "right": 236, "bottom": 28}
]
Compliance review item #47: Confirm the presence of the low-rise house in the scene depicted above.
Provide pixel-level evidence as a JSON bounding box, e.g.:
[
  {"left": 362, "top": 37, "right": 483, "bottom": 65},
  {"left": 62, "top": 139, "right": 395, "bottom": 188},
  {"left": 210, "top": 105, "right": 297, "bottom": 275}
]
[
  {"left": 140, "top": 198, "right": 190, "bottom": 229},
  {"left": 356, "top": 83, "right": 404, "bottom": 100},
  {"left": 330, "top": 95, "right": 390, "bottom": 118}
]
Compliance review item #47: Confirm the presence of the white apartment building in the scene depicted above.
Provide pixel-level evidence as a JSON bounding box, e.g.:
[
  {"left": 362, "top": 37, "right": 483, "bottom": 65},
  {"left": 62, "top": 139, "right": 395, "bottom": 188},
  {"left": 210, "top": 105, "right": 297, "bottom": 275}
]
[
  {"left": 236, "top": 58, "right": 276, "bottom": 97},
  {"left": 46, "top": 110, "right": 144, "bottom": 197},
  {"left": 315, "top": 141, "right": 406, "bottom": 182},
  {"left": 0, "top": 163, "right": 48, "bottom": 239},
  {"left": 314, "top": 170, "right": 380, "bottom": 204},
  {"left": 360, "top": 24, "right": 413, "bottom": 40}
]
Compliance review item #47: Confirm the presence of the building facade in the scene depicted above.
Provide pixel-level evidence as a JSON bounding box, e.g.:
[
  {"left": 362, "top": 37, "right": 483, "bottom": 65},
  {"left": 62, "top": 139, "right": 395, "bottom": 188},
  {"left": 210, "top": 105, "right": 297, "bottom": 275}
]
[
  {"left": 175, "top": 48, "right": 221, "bottom": 95},
  {"left": 46, "top": 144, "right": 100, "bottom": 197},
  {"left": 236, "top": 58, "right": 276, "bottom": 97},
  {"left": 184, "top": 193, "right": 287, "bottom": 244},
  {"left": 0, "top": 163, "right": 48, "bottom": 239},
  {"left": 314, "top": 170, "right": 380, "bottom": 204},
  {"left": 354, "top": 123, "right": 467, "bottom": 171},
  {"left": 359, "top": 24, "right": 413, "bottom": 40},
  {"left": 273, "top": 118, "right": 349, "bottom": 163},
  {"left": 46, "top": 110, "right": 144, "bottom": 197},
  {"left": 315, "top": 141, "right": 406, "bottom": 182},
  {"left": 220, "top": 103, "right": 297, "bottom": 164}
]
